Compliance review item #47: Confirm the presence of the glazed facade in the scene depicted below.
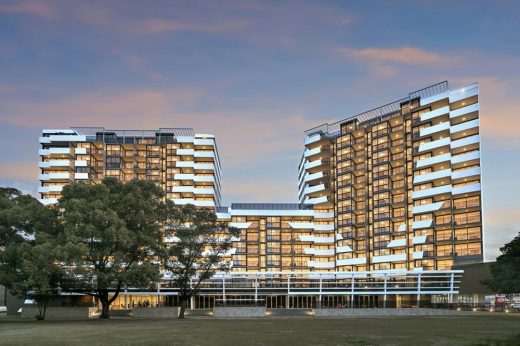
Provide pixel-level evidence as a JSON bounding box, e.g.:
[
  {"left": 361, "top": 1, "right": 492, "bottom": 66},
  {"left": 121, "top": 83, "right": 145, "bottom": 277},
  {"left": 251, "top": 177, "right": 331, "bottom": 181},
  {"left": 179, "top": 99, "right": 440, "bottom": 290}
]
[
  {"left": 38, "top": 127, "right": 221, "bottom": 208},
  {"left": 38, "top": 81, "right": 483, "bottom": 274},
  {"left": 298, "top": 81, "right": 483, "bottom": 272}
]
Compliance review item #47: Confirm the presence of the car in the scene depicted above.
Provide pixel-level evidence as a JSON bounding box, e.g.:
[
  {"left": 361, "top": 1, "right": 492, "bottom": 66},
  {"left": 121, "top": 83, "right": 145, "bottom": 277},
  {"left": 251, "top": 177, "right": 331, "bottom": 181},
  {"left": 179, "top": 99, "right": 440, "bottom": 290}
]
[{"left": 0, "top": 306, "right": 7, "bottom": 315}]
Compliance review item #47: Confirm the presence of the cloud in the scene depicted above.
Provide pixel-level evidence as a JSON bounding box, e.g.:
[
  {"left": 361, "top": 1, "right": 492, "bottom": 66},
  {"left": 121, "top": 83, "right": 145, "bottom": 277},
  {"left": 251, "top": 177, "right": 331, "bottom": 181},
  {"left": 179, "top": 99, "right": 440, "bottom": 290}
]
[
  {"left": 0, "top": 86, "right": 322, "bottom": 170},
  {"left": 337, "top": 46, "right": 450, "bottom": 65},
  {"left": 336, "top": 46, "right": 460, "bottom": 77},
  {"left": 0, "top": 0, "right": 55, "bottom": 18},
  {"left": 135, "top": 18, "right": 248, "bottom": 35}
]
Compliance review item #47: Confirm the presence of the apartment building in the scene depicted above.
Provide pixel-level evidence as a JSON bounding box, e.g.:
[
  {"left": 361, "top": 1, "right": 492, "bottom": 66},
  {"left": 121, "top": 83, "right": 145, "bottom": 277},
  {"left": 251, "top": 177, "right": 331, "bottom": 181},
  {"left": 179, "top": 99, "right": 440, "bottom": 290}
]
[
  {"left": 38, "top": 127, "right": 221, "bottom": 208},
  {"left": 299, "top": 81, "right": 483, "bottom": 272},
  {"left": 38, "top": 81, "right": 482, "bottom": 275},
  {"left": 216, "top": 203, "right": 335, "bottom": 272}
]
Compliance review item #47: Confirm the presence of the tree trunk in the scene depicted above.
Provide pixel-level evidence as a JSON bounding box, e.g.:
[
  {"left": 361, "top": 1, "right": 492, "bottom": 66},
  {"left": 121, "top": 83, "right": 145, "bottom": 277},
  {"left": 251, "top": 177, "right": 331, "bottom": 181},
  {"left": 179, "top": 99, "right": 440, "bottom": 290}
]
[
  {"left": 36, "top": 298, "right": 48, "bottom": 320},
  {"left": 178, "top": 296, "right": 188, "bottom": 319},
  {"left": 99, "top": 293, "right": 111, "bottom": 319}
]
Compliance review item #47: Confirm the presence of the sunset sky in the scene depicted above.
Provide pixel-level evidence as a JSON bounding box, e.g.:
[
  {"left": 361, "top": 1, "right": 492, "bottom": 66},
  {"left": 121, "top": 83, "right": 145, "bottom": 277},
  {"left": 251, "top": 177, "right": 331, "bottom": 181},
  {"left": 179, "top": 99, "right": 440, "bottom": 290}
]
[{"left": 0, "top": 1, "right": 518, "bottom": 259}]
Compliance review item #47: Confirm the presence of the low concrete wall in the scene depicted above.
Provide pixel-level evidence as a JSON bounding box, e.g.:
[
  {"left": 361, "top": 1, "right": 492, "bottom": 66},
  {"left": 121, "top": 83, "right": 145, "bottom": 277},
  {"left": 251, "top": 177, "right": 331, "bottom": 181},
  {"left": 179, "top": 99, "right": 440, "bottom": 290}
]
[
  {"left": 314, "top": 308, "right": 474, "bottom": 317},
  {"left": 21, "top": 306, "right": 98, "bottom": 320},
  {"left": 213, "top": 307, "right": 266, "bottom": 318},
  {"left": 132, "top": 307, "right": 180, "bottom": 318}
]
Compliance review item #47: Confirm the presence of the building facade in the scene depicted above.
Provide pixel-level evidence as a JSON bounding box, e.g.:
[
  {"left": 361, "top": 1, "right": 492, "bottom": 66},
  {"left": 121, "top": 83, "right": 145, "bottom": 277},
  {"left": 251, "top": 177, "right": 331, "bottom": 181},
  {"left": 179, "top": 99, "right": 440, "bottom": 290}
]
[
  {"left": 299, "top": 81, "right": 483, "bottom": 272},
  {"left": 39, "top": 127, "right": 221, "bottom": 208},
  {"left": 38, "top": 81, "right": 483, "bottom": 275}
]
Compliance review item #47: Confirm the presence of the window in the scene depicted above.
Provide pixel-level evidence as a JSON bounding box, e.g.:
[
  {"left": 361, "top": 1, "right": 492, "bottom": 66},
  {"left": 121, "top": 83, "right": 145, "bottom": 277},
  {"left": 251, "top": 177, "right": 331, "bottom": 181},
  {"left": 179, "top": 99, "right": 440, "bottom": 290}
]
[{"left": 455, "top": 243, "right": 481, "bottom": 256}]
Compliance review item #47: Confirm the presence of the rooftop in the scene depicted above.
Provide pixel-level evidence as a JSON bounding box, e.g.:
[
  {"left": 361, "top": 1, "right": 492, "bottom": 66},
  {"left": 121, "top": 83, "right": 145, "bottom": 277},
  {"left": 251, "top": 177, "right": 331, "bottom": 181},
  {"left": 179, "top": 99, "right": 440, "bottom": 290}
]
[
  {"left": 216, "top": 203, "right": 313, "bottom": 213},
  {"left": 304, "top": 81, "right": 449, "bottom": 138},
  {"left": 71, "top": 127, "right": 196, "bottom": 137}
]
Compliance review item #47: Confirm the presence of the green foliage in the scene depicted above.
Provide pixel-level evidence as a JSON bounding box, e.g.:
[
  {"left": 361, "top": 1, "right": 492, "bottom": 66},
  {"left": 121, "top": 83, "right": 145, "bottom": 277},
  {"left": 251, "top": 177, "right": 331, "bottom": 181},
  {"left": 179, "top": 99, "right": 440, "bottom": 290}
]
[
  {"left": 0, "top": 188, "right": 63, "bottom": 320},
  {"left": 161, "top": 203, "right": 239, "bottom": 318},
  {"left": 483, "top": 232, "right": 520, "bottom": 294},
  {"left": 57, "top": 178, "right": 164, "bottom": 318},
  {"left": 0, "top": 187, "right": 56, "bottom": 247}
]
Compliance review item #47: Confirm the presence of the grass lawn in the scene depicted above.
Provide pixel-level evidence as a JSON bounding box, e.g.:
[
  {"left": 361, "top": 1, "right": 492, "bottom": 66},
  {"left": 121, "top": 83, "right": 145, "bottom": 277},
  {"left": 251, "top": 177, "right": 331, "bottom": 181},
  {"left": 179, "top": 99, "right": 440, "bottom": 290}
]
[{"left": 0, "top": 315, "right": 519, "bottom": 345}]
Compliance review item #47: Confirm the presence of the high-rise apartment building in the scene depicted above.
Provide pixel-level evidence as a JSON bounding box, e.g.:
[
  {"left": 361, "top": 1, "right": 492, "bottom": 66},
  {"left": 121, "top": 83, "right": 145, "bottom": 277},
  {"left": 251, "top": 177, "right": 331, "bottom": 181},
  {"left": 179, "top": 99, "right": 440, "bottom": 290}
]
[
  {"left": 38, "top": 81, "right": 483, "bottom": 274},
  {"left": 38, "top": 127, "right": 221, "bottom": 208},
  {"left": 299, "top": 81, "right": 482, "bottom": 271}
]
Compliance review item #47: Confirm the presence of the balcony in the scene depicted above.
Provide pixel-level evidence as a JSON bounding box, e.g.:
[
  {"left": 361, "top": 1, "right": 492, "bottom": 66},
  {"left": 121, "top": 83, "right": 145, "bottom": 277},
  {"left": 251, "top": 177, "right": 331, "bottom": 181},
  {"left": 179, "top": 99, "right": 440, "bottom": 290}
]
[
  {"left": 304, "top": 195, "right": 329, "bottom": 205},
  {"left": 413, "top": 251, "right": 424, "bottom": 260},
  {"left": 39, "top": 147, "right": 71, "bottom": 156},
  {"left": 420, "top": 122, "right": 450, "bottom": 137},
  {"left": 420, "top": 106, "right": 450, "bottom": 122},
  {"left": 177, "top": 149, "right": 195, "bottom": 156},
  {"left": 74, "top": 160, "right": 88, "bottom": 167},
  {"left": 304, "top": 171, "right": 326, "bottom": 183},
  {"left": 417, "top": 137, "right": 450, "bottom": 153},
  {"left": 171, "top": 186, "right": 215, "bottom": 195},
  {"left": 412, "top": 184, "right": 451, "bottom": 199},
  {"left": 175, "top": 161, "right": 194, "bottom": 168},
  {"left": 451, "top": 134, "right": 480, "bottom": 150},
  {"left": 415, "top": 153, "right": 451, "bottom": 169},
  {"left": 304, "top": 134, "right": 322, "bottom": 146},
  {"left": 336, "top": 245, "right": 353, "bottom": 253},
  {"left": 304, "top": 159, "right": 327, "bottom": 171},
  {"left": 314, "top": 224, "right": 334, "bottom": 231},
  {"left": 303, "top": 183, "right": 327, "bottom": 195},
  {"left": 412, "top": 235, "right": 427, "bottom": 244},
  {"left": 74, "top": 173, "right": 89, "bottom": 180},
  {"left": 171, "top": 199, "right": 215, "bottom": 207},
  {"left": 308, "top": 261, "right": 335, "bottom": 269},
  {"left": 450, "top": 119, "right": 479, "bottom": 135},
  {"left": 173, "top": 173, "right": 194, "bottom": 180},
  {"left": 38, "top": 185, "right": 63, "bottom": 193},
  {"left": 228, "top": 222, "right": 252, "bottom": 229},
  {"left": 298, "top": 235, "right": 334, "bottom": 244},
  {"left": 39, "top": 198, "right": 58, "bottom": 205},
  {"left": 289, "top": 222, "right": 314, "bottom": 229},
  {"left": 39, "top": 134, "right": 86, "bottom": 143},
  {"left": 74, "top": 147, "right": 87, "bottom": 155},
  {"left": 313, "top": 212, "right": 334, "bottom": 219},
  {"left": 303, "top": 146, "right": 322, "bottom": 158},
  {"left": 194, "top": 138, "right": 215, "bottom": 146},
  {"left": 449, "top": 84, "right": 478, "bottom": 103},
  {"left": 452, "top": 167, "right": 480, "bottom": 181},
  {"left": 336, "top": 257, "right": 366, "bottom": 266},
  {"left": 412, "top": 219, "right": 433, "bottom": 229},
  {"left": 413, "top": 168, "right": 451, "bottom": 184},
  {"left": 451, "top": 150, "right": 480, "bottom": 165},
  {"left": 412, "top": 201, "right": 445, "bottom": 214},
  {"left": 420, "top": 91, "right": 449, "bottom": 106},
  {"left": 39, "top": 173, "right": 70, "bottom": 181},
  {"left": 450, "top": 103, "right": 479, "bottom": 120},
  {"left": 194, "top": 151, "right": 215, "bottom": 159},
  {"left": 387, "top": 239, "right": 406, "bottom": 248},
  {"left": 195, "top": 175, "right": 215, "bottom": 183},
  {"left": 194, "top": 163, "right": 215, "bottom": 171},
  {"left": 372, "top": 253, "right": 407, "bottom": 263},
  {"left": 452, "top": 183, "right": 481, "bottom": 195},
  {"left": 39, "top": 160, "right": 70, "bottom": 168},
  {"left": 304, "top": 248, "right": 335, "bottom": 256}
]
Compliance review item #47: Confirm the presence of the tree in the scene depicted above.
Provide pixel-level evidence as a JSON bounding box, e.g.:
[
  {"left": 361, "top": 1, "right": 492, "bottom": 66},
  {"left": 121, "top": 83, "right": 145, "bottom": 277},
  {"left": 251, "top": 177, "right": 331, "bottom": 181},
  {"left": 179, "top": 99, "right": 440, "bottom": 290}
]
[
  {"left": 2, "top": 240, "right": 63, "bottom": 319},
  {"left": 0, "top": 188, "right": 63, "bottom": 320},
  {"left": 161, "top": 204, "right": 239, "bottom": 318},
  {"left": 483, "top": 232, "right": 520, "bottom": 295},
  {"left": 57, "top": 178, "right": 163, "bottom": 319},
  {"left": 0, "top": 188, "right": 44, "bottom": 247}
]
